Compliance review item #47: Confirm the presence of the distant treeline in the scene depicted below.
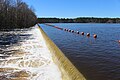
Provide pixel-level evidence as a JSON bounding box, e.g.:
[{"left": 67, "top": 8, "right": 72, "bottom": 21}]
[
  {"left": 37, "top": 17, "right": 120, "bottom": 23},
  {"left": 0, "top": 0, "right": 37, "bottom": 29}
]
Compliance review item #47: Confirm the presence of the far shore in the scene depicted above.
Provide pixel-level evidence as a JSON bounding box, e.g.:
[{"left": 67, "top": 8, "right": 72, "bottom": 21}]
[{"left": 37, "top": 17, "right": 120, "bottom": 23}]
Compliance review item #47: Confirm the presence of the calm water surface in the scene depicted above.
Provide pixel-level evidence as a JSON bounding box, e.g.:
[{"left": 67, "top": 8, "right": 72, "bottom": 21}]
[{"left": 40, "top": 23, "right": 120, "bottom": 80}]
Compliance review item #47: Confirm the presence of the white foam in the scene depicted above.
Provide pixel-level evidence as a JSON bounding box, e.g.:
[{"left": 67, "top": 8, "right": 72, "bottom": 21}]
[{"left": 0, "top": 25, "right": 62, "bottom": 80}]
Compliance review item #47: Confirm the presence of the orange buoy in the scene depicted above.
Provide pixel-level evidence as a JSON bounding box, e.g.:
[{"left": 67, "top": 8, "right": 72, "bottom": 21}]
[
  {"left": 66, "top": 29, "right": 68, "bottom": 31},
  {"left": 81, "top": 32, "right": 84, "bottom": 35},
  {"left": 93, "top": 34, "right": 97, "bottom": 38},
  {"left": 76, "top": 31, "right": 79, "bottom": 34},
  {"left": 64, "top": 29, "right": 66, "bottom": 31},
  {"left": 71, "top": 30, "right": 74, "bottom": 33},
  {"left": 87, "top": 33, "right": 90, "bottom": 36},
  {"left": 69, "top": 29, "right": 71, "bottom": 32}
]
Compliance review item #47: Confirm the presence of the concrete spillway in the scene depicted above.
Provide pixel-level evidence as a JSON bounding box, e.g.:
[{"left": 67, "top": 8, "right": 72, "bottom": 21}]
[
  {"left": 38, "top": 24, "right": 86, "bottom": 80},
  {"left": 0, "top": 24, "right": 86, "bottom": 80}
]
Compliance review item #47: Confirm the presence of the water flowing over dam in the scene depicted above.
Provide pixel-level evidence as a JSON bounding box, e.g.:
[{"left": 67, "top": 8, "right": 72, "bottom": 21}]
[
  {"left": 0, "top": 26, "right": 62, "bottom": 80},
  {"left": 0, "top": 25, "right": 86, "bottom": 80}
]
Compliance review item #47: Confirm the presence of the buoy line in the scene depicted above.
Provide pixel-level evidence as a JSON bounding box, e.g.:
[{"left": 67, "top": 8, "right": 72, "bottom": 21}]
[{"left": 44, "top": 23, "right": 98, "bottom": 38}]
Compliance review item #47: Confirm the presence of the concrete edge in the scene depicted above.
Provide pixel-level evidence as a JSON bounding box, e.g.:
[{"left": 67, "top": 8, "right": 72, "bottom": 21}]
[{"left": 37, "top": 24, "right": 86, "bottom": 80}]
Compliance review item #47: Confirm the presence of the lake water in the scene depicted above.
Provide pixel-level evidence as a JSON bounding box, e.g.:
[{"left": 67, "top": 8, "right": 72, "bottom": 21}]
[{"left": 40, "top": 23, "right": 120, "bottom": 80}]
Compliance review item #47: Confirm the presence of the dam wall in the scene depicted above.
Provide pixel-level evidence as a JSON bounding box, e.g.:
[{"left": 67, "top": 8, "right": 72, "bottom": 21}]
[{"left": 38, "top": 24, "right": 86, "bottom": 80}]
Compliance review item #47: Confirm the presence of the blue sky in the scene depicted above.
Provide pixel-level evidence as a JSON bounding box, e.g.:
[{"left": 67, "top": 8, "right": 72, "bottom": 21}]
[{"left": 23, "top": 0, "right": 120, "bottom": 18}]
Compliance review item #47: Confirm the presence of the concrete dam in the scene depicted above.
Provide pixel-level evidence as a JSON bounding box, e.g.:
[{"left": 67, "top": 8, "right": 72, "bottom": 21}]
[{"left": 0, "top": 24, "right": 86, "bottom": 80}]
